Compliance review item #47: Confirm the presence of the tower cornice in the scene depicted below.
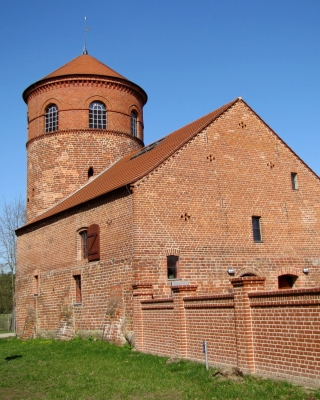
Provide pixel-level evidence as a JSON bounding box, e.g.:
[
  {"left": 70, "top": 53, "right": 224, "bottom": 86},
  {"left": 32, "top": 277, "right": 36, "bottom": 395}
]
[
  {"left": 26, "top": 128, "right": 144, "bottom": 148},
  {"left": 23, "top": 74, "right": 147, "bottom": 106}
]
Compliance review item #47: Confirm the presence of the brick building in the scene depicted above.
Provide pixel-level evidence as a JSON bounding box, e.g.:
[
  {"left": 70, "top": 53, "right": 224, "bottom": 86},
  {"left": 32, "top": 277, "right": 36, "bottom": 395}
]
[{"left": 16, "top": 53, "right": 320, "bottom": 386}]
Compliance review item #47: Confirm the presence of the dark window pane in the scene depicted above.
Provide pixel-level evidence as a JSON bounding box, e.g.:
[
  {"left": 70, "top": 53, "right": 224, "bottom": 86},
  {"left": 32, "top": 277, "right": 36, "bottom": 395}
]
[
  {"left": 80, "top": 231, "right": 87, "bottom": 259},
  {"left": 252, "top": 217, "right": 261, "bottom": 242},
  {"left": 131, "top": 111, "right": 138, "bottom": 136},
  {"left": 74, "top": 275, "right": 82, "bottom": 303},
  {"left": 167, "top": 255, "right": 179, "bottom": 279},
  {"left": 278, "top": 275, "right": 297, "bottom": 289}
]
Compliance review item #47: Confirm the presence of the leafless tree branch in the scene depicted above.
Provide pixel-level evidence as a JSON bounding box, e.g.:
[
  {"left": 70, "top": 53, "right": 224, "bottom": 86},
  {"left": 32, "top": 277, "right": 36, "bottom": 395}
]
[{"left": 0, "top": 197, "right": 26, "bottom": 274}]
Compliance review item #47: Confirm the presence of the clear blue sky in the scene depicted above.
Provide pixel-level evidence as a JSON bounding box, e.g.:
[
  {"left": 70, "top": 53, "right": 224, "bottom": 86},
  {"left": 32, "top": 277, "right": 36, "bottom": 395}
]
[{"left": 1, "top": 0, "right": 320, "bottom": 204}]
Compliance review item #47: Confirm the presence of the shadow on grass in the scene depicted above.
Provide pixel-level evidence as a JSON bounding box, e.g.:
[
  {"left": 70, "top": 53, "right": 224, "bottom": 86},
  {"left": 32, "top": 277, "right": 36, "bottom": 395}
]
[{"left": 5, "top": 355, "right": 22, "bottom": 361}]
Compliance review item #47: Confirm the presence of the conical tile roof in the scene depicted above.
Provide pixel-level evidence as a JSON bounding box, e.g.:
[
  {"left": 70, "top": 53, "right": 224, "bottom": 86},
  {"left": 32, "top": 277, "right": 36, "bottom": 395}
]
[
  {"left": 23, "top": 54, "right": 147, "bottom": 103},
  {"left": 42, "top": 54, "right": 127, "bottom": 80}
]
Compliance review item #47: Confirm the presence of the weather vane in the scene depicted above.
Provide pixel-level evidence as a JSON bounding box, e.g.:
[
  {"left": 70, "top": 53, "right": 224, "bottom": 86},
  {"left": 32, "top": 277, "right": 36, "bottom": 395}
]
[{"left": 83, "top": 16, "right": 90, "bottom": 54}]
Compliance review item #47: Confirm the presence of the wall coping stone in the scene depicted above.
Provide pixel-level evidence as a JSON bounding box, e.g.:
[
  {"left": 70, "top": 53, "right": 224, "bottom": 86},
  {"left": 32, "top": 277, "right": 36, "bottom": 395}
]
[
  {"left": 171, "top": 284, "right": 198, "bottom": 294},
  {"left": 184, "top": 294, "right": 234, "bottom": 301},
  {"left": 141, "top": 298, "right": 173, "bottom": 304},
  {"left": 248, "top": 286, "right": 320, "bottom": 297}
]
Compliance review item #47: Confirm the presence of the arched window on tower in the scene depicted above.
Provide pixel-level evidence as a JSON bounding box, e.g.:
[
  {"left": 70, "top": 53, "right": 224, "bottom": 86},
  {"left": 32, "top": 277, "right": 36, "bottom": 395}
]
[
  {"left": 130, "top": 110, "right": 138, "bottom": 137},
  {"left": 89, "top": 101, "right": 106, "bottom": 129},
  {"left": 45, "top": 104, "right": 58, "bottom": 133}
]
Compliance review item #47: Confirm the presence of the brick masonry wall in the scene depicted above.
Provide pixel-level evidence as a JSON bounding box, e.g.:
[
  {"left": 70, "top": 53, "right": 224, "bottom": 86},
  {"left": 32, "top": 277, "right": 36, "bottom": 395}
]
[
  {"left": 184, "top": 295, "right": 237, "bottom": 366},
  {"left": 27, "top": 131, "right": 142, "bottom": 220},
  {"left": 25, "top": 77, "right": 145, "bottom": 221},
  {"left": 141, "top": 299, "right": 176, "bottom": 356},
  {"left": 249, "top": 287, "right": 320, "bottom": 386},
  {"left": 16, "top": 189, "right": 135, "bottom": 342},
  {"left": 26, "top": 78, "right": 145, "bottom": 141}
]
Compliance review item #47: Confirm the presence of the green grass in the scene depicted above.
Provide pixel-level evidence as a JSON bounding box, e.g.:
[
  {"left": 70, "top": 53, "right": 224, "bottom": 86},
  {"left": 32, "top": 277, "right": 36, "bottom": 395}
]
[{"left": 0, "top": 338, "right": 319, "bottom": 400}]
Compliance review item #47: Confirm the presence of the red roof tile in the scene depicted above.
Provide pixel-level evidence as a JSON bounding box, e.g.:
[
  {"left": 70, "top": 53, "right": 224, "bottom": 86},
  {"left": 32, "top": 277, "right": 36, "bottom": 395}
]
[
  {"left": 23, "top": 53, "right": 147, "bottom": 105},
  {"left": 42, "top": 54, "right": 127, "bottom": 81},
  {"left": 20, "top": 98, "right": 239, "bottom": 229}
]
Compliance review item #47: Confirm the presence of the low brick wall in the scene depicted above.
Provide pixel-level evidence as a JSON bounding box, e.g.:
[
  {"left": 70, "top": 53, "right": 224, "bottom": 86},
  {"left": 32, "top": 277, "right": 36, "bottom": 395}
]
[
  {"left": 134, "top": 279, "right": 320, "bottom": 387},
  {"left": 141, "top": 299, "right": 175, "bottom": 356},
  {"left": 249, "top": 287, "right": 320, "bottom": 386},
  {"left": 185, "top": 295, "right": 237, "bottom": 366}
]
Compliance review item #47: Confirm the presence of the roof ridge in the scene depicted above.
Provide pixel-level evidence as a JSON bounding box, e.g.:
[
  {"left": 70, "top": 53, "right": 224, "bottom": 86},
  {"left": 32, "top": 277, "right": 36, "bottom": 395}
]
[
  {"left": 17, "top": 98, "right": 240, "bottom": 231},
  {"left": 129, "top": 98, "right": 239, "bottom": 178}
]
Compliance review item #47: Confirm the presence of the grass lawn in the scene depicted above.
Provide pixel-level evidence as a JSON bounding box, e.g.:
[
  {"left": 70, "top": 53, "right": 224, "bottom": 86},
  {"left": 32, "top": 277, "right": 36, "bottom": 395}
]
[{"left": 0, "top": 338, "right": 319, "bottom": 400}]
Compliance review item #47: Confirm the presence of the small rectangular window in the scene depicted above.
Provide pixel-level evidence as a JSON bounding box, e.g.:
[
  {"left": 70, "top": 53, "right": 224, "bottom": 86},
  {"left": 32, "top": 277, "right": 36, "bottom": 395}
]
[
  {"left": 167, "top": 256, "right": 179, "bottom": 279},
  {"left": 74, "top": 275, "right": 82, "bottom": 303},
  {"left": 252, "top": 216, "right": 262, "bottom": 242},
  {"left": 291, "top": 173, "right": 298, "bottom": 190},
  {"left": 34, "top": 275, "right": 39, "bottom": 296},
  {"left": 80, "top": 230, "right": 88, "bottom": 259}
]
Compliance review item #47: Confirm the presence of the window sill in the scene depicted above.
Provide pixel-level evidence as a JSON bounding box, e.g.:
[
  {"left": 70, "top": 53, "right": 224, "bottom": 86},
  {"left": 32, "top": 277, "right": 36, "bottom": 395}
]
[
  {"left": 73, "top": 302, "right": 82, "bottom": 306},
  {"left": 254, "top": 241, "right": 263, "bottom": 244},
  {"left": 170, "top": 280, "right": 190, "bottom": 287}
]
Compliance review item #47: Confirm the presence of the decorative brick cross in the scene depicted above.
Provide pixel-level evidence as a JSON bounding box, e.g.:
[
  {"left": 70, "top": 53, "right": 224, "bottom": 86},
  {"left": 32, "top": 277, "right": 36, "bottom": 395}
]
[
  {"left": 181, "top": 213, "right": 191, "bottom": 221},
  {"left": 267, "top": 161, "right": 275, "bottom": 169},
  {"left": 207, "top": 155, "right": 215, "bottom": 162},
  {"left": 239, "top": 121, "right": 246, "bottom": 128}
]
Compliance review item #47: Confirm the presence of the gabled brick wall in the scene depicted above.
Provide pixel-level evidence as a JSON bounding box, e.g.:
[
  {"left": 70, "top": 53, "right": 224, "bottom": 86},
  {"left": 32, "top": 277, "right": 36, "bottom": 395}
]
[{"left": 132, "top": 101, "right": 320, "bottom": 294}]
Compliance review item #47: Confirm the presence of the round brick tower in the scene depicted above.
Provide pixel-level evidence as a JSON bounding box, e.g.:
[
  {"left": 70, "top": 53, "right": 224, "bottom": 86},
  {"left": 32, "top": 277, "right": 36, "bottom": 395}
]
[{"left": 23, "top": 53, "right": 147, "bottom": 221}]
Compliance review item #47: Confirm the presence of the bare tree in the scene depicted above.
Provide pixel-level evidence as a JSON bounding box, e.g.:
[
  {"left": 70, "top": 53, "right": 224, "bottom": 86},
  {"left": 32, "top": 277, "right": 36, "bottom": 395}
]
[
  {"left": 0, "top": 197, "right": 26, "bottom": 275},
  {"left": 0, "top": 197, "right": 25, "bottom": 327}
]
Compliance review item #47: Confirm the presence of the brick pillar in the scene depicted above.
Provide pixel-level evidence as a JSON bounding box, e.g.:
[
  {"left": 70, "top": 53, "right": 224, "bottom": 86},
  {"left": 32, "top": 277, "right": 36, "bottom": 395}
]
[
  {"left": 132, "top": 283, "right": 153, "bottom": 351},
  {"left": 230, "top": 276, "right": 265, "bottom": 373},
  {"left": 22, "top": 298, "right": 37, "bottom": 340},
  {"left": 172, "top": 284, "right": 198, "bottom": 359}
]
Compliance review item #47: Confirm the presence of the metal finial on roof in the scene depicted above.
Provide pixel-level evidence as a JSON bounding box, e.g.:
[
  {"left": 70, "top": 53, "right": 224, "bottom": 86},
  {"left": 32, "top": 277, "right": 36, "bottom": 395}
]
[{"left": 83, "top": 16, "right": 90, "bottom": 55}]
